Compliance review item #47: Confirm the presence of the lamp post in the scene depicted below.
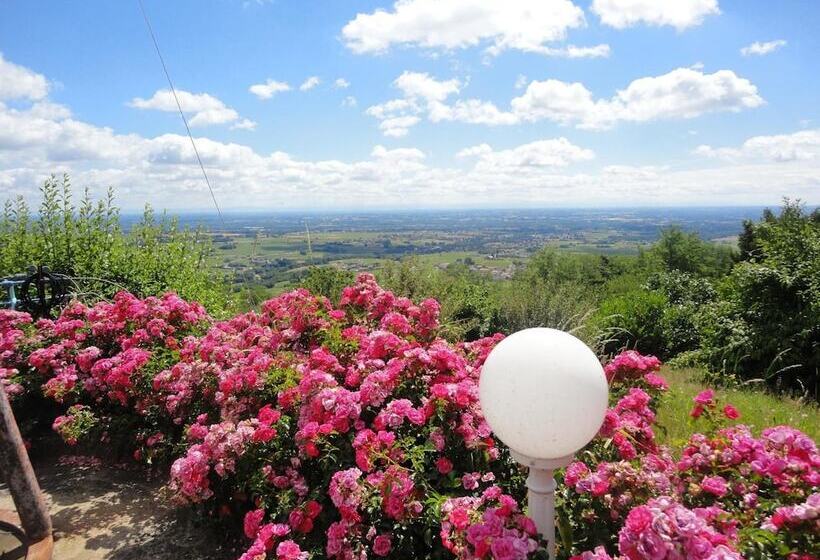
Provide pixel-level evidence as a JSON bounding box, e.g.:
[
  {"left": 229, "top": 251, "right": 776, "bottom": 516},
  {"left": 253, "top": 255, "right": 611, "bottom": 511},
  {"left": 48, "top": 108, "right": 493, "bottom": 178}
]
[{"left": 479, "top": 328, "right": 608, "bottom": 560}]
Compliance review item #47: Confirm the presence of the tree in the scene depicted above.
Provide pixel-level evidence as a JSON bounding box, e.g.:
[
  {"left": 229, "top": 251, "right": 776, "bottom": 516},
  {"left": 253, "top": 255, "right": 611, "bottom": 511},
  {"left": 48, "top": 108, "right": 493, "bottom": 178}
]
[
  {"left": 736, "top": 219, "right": 761, "bottom": 262},
  {"left": 649, "top": 227, "right": 734, "bottom": 277},
  {"left": 696, "top": 200, "right": 820, "bottom": 398}
]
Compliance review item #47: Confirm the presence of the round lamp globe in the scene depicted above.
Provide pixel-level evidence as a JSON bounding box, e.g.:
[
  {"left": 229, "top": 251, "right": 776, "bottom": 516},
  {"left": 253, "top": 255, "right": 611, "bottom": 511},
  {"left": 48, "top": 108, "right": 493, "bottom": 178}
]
[{"left": 478, "top": 328, "right": 608, "bottom": 461}]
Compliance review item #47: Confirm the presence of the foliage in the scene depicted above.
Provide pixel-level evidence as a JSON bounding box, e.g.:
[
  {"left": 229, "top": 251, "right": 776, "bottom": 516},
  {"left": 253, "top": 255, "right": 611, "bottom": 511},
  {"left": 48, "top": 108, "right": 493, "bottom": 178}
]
[
  {"left": 560, "top": 356, "right": 818, "bottom": 560},
  {"left": 0, "top": 175, "right": 233, "bottom": 315},
  {"left": 301, "top": 266, "right": 355, "bottom": 303},
  {"left": 499, "top": 250, "right": 598, "bottom": 339},
  {"left": 588, "top": 202, "right": 819, "bottom": 400},
  {"left": 377, "top": 258, "right": 504, "bottom": 341},
  {"left": 647, "top": 226, "right": 735, "bottom": 278},
  {"left": 2, "top": 278, "right": 817, "bottom": 560},
  {"left": 376, "top": 254, "right": 596, "bottom": 344},
  {"left": 591, "top": 290, "right": 668, "bottom": 357},
  {"left": 655, "top": 368, "right": 820, "bottom": 450},
  {"left": 693, "top": 201, "right": 820, "bottom": 397}
]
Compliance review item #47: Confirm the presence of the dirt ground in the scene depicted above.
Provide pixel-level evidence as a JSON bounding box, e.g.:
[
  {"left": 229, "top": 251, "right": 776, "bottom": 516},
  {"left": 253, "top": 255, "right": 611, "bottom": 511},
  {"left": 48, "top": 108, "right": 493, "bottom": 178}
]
[{"left": 0, "top": 456, "right": 237, "bottom": 560}]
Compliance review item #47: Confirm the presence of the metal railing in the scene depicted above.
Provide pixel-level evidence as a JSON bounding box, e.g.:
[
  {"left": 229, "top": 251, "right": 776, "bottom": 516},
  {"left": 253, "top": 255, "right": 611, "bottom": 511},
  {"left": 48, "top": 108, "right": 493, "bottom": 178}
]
[
  {"left": 0, "top": 275, "right": 27, "bottom": 310},
  {"left": 0, "top": 268, "right": 71, "bottom": 318}
]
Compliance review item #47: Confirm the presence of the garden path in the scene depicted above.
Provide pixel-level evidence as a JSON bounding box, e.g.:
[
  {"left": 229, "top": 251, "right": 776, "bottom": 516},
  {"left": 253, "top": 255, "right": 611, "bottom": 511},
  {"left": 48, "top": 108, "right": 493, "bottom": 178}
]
[{"left": 0, "top": 456, "right": 234, "bottom": 559}]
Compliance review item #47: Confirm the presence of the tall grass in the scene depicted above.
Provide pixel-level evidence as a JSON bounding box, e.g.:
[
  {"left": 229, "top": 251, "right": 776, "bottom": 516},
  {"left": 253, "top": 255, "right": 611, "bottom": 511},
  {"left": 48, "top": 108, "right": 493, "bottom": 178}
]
[{"left": 656, "top": 367, "right": 820, "bottom": 449}]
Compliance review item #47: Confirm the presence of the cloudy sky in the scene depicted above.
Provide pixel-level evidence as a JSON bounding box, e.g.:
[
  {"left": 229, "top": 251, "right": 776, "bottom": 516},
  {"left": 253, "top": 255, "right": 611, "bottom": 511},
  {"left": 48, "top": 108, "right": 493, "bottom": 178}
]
[{"left": 1, "top": 0, "right": 818, "bottom": 211}]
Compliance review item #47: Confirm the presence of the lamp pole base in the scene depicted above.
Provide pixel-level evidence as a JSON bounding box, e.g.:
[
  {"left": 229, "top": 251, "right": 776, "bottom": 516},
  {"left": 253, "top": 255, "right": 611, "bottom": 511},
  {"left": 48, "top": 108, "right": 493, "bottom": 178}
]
[{"left": 510, "top": 452, "right": 573, "bottom": 560}]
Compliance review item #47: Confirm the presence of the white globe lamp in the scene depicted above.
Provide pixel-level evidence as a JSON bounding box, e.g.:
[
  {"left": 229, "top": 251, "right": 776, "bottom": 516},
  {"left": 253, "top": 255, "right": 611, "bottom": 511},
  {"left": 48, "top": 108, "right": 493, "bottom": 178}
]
[{"left": 479, "top": 328, "right": 608, "bottom": 559}]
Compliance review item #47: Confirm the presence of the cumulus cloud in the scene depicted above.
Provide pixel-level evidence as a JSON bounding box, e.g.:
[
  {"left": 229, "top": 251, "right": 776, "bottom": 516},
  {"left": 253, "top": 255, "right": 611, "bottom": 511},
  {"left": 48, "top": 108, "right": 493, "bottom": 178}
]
[
  {"left": 334, "top": 78, "right": 350, "bottom": 89},
  {"left": 741, "top": 39, "right": 787, "bottom": 56},
  {"left": 249, "top": 79, "right": 291, "bottom": 99},
  {"left": 342, "top": 0, "right": 608, "bottom": 58},
  {"left": 0, "top": 53, "right": 50, "bottom": 101},
  {"left": 231, "top": 119, "right": 257, "bottom": 131},
  {"left": 457, "top": 138, "right": 594, "bottom": 169},
  {"left": 430, "top": 99, "right": 518, "bottom": 126},
  {"left": 695, "top": 129, "right": 820, "bottom": 162},
  {"left": 368, "top": 67, "right": 763, "bottom": 135},
  {"left": 395, "top": 71, "right": 460, "bottom": 101},
  {"left": 1, "top": 55, "right": 816, "bottom": 210},
  {"left": 129, "top": 89, "right": 255, "bottom": 129},
  {"left": 377, "top": 115, "right": 421, "bottom": 137},
  {"left": 371, "top": 145, "right": 426, "bottom": 161},
  {"left": 299, "top": 76, "right": 321, "bottom": 91},
  {"left": 511, "top": 68, "right": 763, "bottom": 129},
  {"left": 366, "top": 72, "right": 461, "bottom": 136},
  {"left": 591, "top": 0, "right": 720, "bottom": 30},
  {"left": 456, "top": 144, "right": 493, "bottom": 158}
]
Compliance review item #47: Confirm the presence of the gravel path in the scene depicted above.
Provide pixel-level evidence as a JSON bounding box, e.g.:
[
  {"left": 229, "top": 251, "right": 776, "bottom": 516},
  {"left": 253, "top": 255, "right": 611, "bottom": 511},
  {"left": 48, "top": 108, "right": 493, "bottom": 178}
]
[{"left": 0, "top": 455, "right": 237, "bottom": 560}]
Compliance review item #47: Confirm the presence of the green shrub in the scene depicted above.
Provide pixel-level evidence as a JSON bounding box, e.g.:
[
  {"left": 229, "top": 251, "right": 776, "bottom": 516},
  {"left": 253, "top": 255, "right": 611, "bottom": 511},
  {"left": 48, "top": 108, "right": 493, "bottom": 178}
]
[
  {"left": 300, "top": 265, "right": 355, "bottom": 303},
  {"left": 593, "top": 289, "right": 668, "bottom": 357},
  {"left": 0, "top": 175, "right": 233, "bottom": 316},
  {"left": 693, "top": 201, "right": 819, "bottom": 397},
  {"left": 648, "top": 226, "right": 735, "bottom": 277},
  {"left": 377, "top": 258, "right": 503, "bottom": 341},
  {"left": 496, "top": 279, "right": 594, "bottom": 338}
]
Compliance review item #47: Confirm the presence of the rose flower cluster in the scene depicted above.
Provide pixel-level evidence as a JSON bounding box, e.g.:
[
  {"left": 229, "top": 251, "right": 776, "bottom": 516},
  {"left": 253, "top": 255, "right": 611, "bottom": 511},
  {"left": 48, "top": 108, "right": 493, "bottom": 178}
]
[{"left": 1, "top": 274, "right": 817, "bottom": 559}]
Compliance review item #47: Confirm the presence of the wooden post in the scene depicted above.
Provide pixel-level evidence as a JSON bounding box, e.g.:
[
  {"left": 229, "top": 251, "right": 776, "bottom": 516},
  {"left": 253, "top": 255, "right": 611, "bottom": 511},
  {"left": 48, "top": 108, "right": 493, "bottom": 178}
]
[{"left": 0, "top": 386, "right": 52, "bottom": 541}]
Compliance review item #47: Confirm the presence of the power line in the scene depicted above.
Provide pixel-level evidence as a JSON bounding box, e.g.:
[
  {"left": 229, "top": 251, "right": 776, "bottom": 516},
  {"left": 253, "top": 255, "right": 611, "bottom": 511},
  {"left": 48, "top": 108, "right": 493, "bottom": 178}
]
[
  {"left": 136, "top": 0, "right": 224, "bottom": 224},
  {"left": 137, "top": 0, "right": 262, "bottom": 310}
]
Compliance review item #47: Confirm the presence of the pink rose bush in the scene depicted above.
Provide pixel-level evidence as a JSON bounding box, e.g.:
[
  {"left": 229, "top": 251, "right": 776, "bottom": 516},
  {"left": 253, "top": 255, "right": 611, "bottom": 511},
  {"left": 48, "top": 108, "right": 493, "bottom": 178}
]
[
  {"left": 1, "top": 274, "right": 817, "bottom": 559},
  {"left": 617, "top": 497, "right": 742, "bottom": 560},
  {"left": 604, "top": 351, "right": 666, "bottom": 398},
  {"left": 562, "top": 360, "right": 819, "bottom": 560},
  {"left": 0, "top": 309, "right": 32, "bottom": 397},
  {"left": 441, "top": 486, "right": 544, "bottom": 560}
]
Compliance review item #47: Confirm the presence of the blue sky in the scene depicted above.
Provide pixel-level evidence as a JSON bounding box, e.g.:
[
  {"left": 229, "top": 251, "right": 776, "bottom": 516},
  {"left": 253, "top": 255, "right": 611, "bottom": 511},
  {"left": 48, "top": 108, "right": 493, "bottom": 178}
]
[{"left": 1, "top": 0, "right": 818, "bottom": 210}]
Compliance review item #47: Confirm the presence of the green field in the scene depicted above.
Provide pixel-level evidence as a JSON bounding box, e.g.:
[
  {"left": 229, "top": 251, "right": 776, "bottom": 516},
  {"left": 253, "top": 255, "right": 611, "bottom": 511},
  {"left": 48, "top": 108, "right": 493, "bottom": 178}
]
[{"left": 210, "top": 225, "right": 654, "bottom": 301}]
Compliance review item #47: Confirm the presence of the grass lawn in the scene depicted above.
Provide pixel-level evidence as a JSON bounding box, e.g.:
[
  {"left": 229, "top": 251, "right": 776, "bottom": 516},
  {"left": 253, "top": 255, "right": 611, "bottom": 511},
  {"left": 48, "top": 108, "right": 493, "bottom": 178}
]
[{"left": 656, "top": 367, "right": 820, "bottom": 449}]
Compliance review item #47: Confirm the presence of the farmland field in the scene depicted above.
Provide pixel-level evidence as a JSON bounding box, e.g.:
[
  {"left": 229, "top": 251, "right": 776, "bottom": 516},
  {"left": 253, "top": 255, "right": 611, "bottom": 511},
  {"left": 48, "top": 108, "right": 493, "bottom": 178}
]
[{"left": 165, "top": 207, "right": 759, "bottom": 297}]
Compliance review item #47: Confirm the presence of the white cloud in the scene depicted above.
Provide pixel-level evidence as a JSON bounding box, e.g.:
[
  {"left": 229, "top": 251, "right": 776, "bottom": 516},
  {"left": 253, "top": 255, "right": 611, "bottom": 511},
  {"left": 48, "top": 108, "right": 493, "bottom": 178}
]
[
  {"left": 515, "top": 44, "right": 610, "bottom": 59},
  {"left": 601, "top": 165, "right": 666, "bottom": 179},
  {"left": 334, "top": 78, "right": 350, "bottom": 89},
  {"left": 591, "top": 0, "right": 719, "bottom": 30},
  {"left": 365, "top": 98, "right": 419, "bottom": 120},
  {"left": 456, "top": 143, "right": 493, "bottom": 158},
  {"left": 366, "top": 72, "right": 461, "bottom": 135},
  {"left": 394, "top": 71, "right": 460, "bottom": 101},
  {"left": 1, "top": 55, "right": 816, "bottom": 210},
  {"left": 370, "top": 145, "right": 426, "bottom": 161},
  {"left": 741, "top": 39, "right": 787, "bottom": 56},
  {"left": 341, "top": 96, "right": 358, "bottom": 108},
  {"left": 129, "top": 89, "right": 252, "bottom": 128},
  {"left": 0, "top": 53, "right": 49, "bottom": 101},
  {"left": 231, "top": 118, "right": 258, "bottom": 131},
  {"left": 249, "top": 79, "right": 291, "bottom": 99},
  {"left": 342, "top": 0, "right": 608, "bottom": 58},
  {"left": 430, "top": 99, "right": 519, "bottom": 125},
  {"left": 2, "top": 93, "right": 818, "bottom": 209},
  {"left": 378, "top": 115, "right": 421, "bottom": 137},
  {"left": 299, "top": 76, "right": 321, "bottom": 91},
  {"left": 695, "top": 129, "right": 820, "bottom": 162},
  {"left": 511, "top": 67, "right": 763, "bottom": 129},
  {"left": 458, "top": 138, "right": 594, "bottom": 169},
  {"left": 515, "top": 75, "right": 528, "bottom": 90},
  {"left": 369, "top": 67, "right": 763, "bottom": 135}
]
